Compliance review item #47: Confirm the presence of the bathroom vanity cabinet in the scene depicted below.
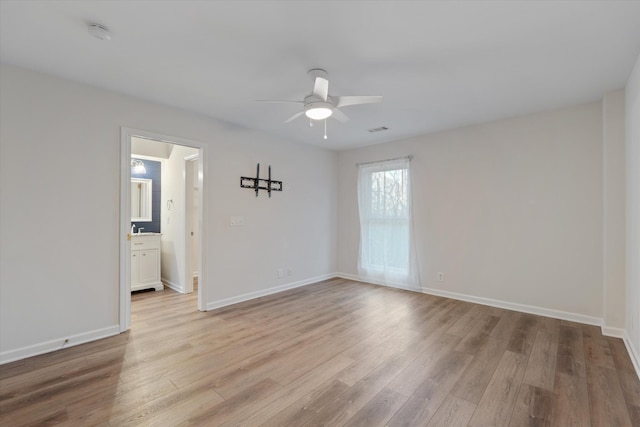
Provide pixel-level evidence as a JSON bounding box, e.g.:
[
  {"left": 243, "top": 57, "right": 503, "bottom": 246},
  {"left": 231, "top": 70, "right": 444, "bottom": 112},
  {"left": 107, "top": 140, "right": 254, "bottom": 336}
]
[{"left": 131, "top": 234, "right": 163, "bottom": 291}]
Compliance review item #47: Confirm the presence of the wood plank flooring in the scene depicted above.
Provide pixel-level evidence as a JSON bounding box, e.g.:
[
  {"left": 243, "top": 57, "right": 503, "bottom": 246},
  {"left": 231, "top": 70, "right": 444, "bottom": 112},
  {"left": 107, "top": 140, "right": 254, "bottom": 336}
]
[{"left": 1, "top": 278, "right": 638, "bottom": 426}]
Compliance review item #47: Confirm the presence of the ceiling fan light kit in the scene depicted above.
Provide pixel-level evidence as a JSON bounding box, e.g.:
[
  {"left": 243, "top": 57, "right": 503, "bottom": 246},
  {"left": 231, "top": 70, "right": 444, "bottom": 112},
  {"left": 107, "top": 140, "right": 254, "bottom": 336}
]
[
  {"left": 304, "top": 102, "right": 333, "bottom": 120},
  {"left": 259, "top": 68, "right": 382, "bottom": 140}
]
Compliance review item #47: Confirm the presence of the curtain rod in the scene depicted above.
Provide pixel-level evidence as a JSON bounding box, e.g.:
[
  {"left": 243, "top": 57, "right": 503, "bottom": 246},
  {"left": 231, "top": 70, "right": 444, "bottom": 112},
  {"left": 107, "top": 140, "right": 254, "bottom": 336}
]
[{"left": 356, "top": 155, "right": 413, "bottom": 167}]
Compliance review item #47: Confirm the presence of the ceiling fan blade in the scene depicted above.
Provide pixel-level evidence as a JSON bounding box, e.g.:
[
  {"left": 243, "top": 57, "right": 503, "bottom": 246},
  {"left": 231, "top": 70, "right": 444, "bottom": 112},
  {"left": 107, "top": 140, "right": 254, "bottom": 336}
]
[
  {"left": 335, "top": 95, "right": 383, "bottom": 108},
  {"left": 331, "top": 108, "right": 350, "bottom": 123},
  {"left": 257, "top": 100, "right": 304, "bottom": 104},
  {"left": 284, "top": 111, "right": 305, "bottom": 123},
  {"left": 313, "top": 77, "right": 329, "bottom": 101}
]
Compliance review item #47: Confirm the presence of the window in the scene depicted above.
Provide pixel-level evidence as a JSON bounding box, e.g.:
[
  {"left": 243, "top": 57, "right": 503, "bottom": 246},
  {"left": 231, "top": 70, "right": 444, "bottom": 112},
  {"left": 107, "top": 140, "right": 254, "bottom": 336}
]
[{"left": 357, "top": 157, "right": 418, "bottom": 288}]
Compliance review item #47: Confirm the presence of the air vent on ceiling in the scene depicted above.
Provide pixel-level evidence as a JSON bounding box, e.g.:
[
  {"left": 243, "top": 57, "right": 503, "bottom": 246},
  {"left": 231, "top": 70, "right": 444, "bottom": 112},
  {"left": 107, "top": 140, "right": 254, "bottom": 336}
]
[{"left": 368, "top": 126, "right": 389, "bottom": 133}]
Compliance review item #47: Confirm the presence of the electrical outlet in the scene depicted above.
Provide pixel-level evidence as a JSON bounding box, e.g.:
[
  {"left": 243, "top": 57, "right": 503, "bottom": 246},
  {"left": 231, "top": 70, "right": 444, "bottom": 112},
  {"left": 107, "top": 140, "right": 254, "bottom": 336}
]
[
  {"left": 277, "top": 268, "right": 284, "bottom": 278},
  {"left": 287, "top": 268, "right": 292, "bottom": 276},
  {"left": 437, "top": 272, "right": 445, "bottom": 282}
]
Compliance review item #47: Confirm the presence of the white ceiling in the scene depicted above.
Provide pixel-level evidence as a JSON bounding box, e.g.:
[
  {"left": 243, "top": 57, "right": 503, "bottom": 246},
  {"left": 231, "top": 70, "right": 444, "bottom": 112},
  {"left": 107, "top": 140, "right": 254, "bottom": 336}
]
[{"left": 1, "top": 1, "right": 640, "bottom": 150}]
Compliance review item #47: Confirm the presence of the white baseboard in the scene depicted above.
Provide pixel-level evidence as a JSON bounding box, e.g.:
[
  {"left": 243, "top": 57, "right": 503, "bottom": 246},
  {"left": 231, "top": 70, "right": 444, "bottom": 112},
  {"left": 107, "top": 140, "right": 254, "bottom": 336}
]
[
  {"left": 419, "top": 285, "right": 603, "bottom": 327},
  {"left": 623, "top": 332, "right": 640, "bottom": 381},
  {"left": 0, "top": 325, "right": 120, "bottom": 365},
  {"left": 601, "top": 326, "right": 626, "bottom": 339},
  {"left": 336, "top": 272, "right": 422, "bottom": 293},
  {"left": 162, "top": 277, "right": 184, "bottom": 293},
  {"left": 337, "top": 272, "right": 602, "bottom": 326},
  {"left": 206, "top": 273, "right": 335, "bottom": 311}
]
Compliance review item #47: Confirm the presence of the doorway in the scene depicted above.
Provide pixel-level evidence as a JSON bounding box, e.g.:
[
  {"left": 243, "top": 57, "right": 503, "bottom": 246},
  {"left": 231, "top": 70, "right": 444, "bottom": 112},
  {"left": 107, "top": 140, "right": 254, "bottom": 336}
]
[{"left": 119, "top": 128, "right": 207, "bottom": 332}]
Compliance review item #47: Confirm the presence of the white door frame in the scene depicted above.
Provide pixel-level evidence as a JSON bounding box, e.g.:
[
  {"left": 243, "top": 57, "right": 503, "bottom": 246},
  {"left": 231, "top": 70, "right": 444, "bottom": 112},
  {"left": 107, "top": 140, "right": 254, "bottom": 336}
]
[{"left": 119, "top": 127, "right": 208, "bottom": 332}]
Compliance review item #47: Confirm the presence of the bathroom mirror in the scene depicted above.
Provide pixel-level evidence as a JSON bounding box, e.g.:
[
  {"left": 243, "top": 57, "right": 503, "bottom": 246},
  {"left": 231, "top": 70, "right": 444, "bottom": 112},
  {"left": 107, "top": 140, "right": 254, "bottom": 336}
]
[{"left": 131, "top": 178, "right": 152, "bottom": 222}]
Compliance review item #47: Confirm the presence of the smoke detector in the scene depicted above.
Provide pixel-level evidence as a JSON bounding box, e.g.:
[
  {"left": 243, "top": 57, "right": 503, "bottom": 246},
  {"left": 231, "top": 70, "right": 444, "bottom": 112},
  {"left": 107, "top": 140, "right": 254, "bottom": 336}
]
[
  {"left": 88, "top": 23, "right": 111, "bottom": 41},
  {"left": 368, "top": 126, "right": 389, "bottom": 133}
]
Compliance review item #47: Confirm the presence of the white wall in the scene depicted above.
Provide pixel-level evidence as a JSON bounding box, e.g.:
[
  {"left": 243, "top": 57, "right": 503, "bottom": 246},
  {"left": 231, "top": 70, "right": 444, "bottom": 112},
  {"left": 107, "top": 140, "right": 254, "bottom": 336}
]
[
  {"left": 160, "top": 144, "right": 198, "bottom": 292},
  {"left": 626, "top": 53, "right": 640, "bottom": 369},
  {"left": 0, "top": 64, "right": 337, "bottom": 362},
  {"left": 603, "top": 90, "right": 626, "bottom": 331},
  {"left": 1, "top": 60, "right": 634, "bottom": 368},
  {"left": 207, "top": 131, "right": 338, "bottom": 305},
  {"left": 131, "top": 136, "right": 173, "bottom": 159},
  {"left": 338, "top": 102, "right": 604, "bottom": 321}
]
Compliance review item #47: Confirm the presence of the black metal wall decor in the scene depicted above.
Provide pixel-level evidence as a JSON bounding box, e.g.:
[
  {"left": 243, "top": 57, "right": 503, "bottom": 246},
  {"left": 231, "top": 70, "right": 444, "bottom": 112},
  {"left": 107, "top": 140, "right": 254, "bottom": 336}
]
[{"left": 240, "top": 163, "right": 282, "bottom": 197}]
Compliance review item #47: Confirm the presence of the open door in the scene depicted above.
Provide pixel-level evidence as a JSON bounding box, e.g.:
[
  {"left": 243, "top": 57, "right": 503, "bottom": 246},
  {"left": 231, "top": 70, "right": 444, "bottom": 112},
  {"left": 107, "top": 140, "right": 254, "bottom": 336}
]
[{"left": 184, "top": 155, "right": 200, "bottom": 295}]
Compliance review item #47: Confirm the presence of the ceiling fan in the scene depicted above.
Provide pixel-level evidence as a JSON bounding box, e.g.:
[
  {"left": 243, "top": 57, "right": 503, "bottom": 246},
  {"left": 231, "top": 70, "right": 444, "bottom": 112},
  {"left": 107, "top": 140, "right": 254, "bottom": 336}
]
[{"left": 259, "top": 68, "right": 382, "bottom": 139}]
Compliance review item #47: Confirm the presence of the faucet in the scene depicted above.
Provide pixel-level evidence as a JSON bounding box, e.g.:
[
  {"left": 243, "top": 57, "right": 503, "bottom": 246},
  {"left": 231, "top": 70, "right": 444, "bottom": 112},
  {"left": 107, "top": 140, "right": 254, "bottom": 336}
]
[
  {"left": 138, "top": 227, "right": 144, "bottom": 234},
  {"left": 130, "top": 224, "right": 136, "bottom": 234}
]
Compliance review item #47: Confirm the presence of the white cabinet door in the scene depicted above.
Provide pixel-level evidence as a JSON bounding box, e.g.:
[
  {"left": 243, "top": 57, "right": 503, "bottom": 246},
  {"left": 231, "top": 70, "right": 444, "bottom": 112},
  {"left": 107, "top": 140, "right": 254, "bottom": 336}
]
[
  {"left": 131, "top": 250, "right": 140, "bottom": 288},
  {"left": 138, "top": 249, "right": 159, "bottom": 284}
]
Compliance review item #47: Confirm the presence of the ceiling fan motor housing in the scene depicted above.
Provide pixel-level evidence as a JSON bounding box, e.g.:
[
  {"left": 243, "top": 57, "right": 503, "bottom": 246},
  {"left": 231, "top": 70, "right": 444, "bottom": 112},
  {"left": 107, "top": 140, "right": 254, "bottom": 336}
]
[{"left": 308, "top": 68, "right": 329, "bottom": 80}]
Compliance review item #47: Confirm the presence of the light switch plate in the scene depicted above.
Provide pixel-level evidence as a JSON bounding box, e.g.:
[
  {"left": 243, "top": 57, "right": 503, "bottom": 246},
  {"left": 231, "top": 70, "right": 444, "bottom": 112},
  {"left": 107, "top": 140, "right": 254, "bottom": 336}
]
[{"left": 230, "top": 215, "right": 245, "bottom": 226}]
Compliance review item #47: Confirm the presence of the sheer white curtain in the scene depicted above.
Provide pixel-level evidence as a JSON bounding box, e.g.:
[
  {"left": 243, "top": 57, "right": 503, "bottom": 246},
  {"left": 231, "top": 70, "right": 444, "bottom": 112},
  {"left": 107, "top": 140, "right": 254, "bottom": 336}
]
[{"left": 357, "top": 157, "right": 419, "bottom": 289}]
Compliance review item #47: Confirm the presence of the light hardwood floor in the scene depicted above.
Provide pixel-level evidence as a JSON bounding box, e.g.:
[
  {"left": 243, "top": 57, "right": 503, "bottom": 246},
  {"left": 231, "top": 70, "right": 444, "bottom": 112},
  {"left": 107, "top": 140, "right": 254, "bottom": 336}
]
[{"left": 1, "top": 278, "right": 638, "bottom": 426}]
